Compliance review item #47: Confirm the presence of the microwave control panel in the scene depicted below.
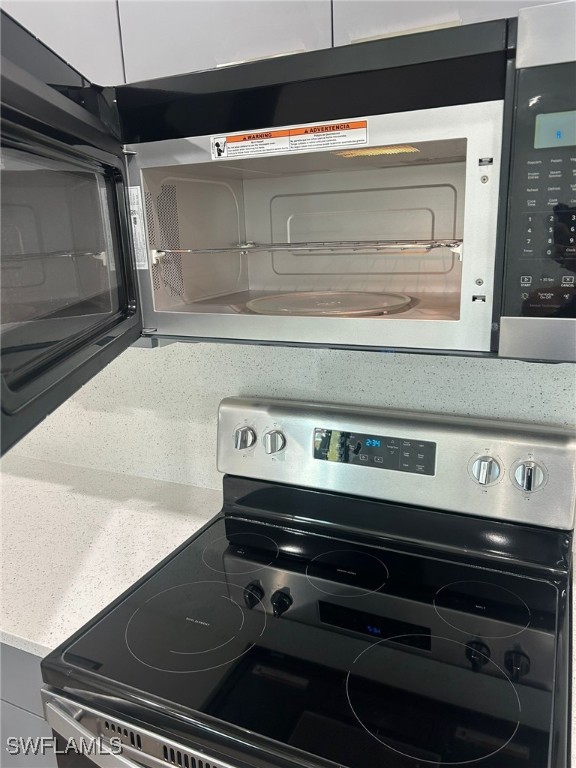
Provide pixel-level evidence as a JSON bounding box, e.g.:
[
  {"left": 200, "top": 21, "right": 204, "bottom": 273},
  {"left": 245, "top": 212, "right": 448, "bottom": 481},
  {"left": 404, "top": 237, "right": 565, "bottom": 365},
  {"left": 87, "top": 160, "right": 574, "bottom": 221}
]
[
  {"left": 313, "top": 428, "right": 436, "bottom": 476},
  {"left": 503, "top": 61, "right": 576, "bottom": 319}
]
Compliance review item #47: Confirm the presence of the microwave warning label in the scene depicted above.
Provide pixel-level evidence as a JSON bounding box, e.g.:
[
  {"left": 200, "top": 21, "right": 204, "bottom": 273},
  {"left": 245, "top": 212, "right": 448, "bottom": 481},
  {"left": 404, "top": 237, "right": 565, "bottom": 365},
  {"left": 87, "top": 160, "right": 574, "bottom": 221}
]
[
  {"left": 128, "top": 186, "right": 149, "bottom": 270},
  {"left": 211, "top": 120, "right": 368, "bottom": 160}
]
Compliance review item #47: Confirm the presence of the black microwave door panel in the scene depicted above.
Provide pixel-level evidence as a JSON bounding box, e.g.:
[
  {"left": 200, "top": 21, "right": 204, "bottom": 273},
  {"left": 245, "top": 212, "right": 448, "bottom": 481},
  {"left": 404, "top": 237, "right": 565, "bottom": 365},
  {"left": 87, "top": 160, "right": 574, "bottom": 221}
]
[{"left": 1, "top": 13, "right": 142, "bottom": 455}]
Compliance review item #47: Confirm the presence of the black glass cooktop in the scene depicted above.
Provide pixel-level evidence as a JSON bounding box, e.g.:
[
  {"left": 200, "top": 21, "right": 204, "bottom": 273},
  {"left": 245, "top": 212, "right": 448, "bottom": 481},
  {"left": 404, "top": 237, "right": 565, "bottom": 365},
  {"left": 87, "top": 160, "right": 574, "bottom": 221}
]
[{"left": 53, "top": 510, "right": 564, "bottom": 768}]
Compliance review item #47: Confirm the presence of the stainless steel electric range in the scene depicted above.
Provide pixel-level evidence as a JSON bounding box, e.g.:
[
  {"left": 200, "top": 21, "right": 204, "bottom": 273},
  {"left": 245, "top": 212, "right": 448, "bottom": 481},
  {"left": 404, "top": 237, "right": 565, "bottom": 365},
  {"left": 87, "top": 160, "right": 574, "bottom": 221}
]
[{"left": 41, "top": 398, "right": 575, "bottom": 768}]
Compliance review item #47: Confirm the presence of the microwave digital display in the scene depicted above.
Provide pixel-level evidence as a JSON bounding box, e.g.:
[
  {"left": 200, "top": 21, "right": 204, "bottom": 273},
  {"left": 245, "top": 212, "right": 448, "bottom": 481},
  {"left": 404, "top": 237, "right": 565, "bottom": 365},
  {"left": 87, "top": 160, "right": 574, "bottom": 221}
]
[{"left": 534, "top": 110, "right": 576, "bottom": 149}]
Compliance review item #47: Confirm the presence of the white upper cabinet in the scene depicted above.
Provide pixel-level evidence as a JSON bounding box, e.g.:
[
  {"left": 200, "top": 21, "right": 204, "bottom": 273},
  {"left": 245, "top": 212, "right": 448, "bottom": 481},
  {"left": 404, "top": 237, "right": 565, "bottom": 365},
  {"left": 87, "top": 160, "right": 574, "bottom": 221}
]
[
  {"left": 332, "top": 0, "right": 564, "bottom": 46},
  {"left": 2, "top": 0, "right": 125, "bottom": 85},
  {"left": 118, "top": 0, "right": 332, "bottom": 83}
]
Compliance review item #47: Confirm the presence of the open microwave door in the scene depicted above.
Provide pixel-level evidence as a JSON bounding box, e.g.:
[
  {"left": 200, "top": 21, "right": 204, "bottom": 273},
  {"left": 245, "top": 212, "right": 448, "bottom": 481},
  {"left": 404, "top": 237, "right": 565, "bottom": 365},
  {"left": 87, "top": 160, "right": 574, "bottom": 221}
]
[{"left": 0, "top": 13, "right": 142, "bottom": 455}]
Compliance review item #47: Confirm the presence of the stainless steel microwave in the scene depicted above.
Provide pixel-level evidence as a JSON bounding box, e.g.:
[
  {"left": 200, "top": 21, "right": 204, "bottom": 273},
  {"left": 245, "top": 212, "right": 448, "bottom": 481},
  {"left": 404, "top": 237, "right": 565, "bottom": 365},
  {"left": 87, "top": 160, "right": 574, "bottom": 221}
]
[{"left": 1, "top": 2, "right": 575, "bottom": 453}]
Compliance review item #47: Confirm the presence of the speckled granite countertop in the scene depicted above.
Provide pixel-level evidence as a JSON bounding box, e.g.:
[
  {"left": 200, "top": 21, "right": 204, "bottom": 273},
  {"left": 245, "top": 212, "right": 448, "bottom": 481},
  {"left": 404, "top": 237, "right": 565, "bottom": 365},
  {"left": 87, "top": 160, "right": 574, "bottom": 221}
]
[{"left": 0, "top": 454, "right": 222, "bottom": 657}]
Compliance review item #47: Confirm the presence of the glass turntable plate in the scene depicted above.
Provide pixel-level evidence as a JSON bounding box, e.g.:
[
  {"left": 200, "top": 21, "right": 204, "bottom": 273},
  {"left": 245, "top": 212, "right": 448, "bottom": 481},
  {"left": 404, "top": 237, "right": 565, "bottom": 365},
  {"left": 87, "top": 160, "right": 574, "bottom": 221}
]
[{"left": 246, "top": 291, "right": 412, "bottom": 317}]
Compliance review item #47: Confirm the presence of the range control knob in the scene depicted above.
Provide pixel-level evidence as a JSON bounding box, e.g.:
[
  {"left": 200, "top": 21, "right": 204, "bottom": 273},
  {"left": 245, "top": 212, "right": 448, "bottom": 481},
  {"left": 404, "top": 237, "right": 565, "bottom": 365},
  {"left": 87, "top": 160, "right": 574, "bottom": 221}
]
[
  {"left": 471, "top": 456, "right": 501, "bottom": 485},
  {"left": 465, "top": 640, "right": 491, "bottom": 673},
  {"left": 264, "top": 430, "right": 286, "bottom": 455},
  {"left": 234, "top": 426, "right": 256, "bottom": 450},
  {"left": 243, "top": 581, "right": 264, "bottom": 610},
  {"left": 504, "top": 649, "right": 530, "bottom": 682},
  {"left": 513, "top": 462, "right": 545, "bottom": 492},
  {"left": 270, "top": 589, "right": 293, "bottom": 618}
]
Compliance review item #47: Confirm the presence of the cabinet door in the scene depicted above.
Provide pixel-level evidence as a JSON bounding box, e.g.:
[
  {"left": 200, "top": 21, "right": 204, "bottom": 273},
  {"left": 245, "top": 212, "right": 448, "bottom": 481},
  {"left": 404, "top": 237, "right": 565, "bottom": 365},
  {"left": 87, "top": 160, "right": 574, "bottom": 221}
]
[
  {"left": 1, "top": 14, "right": 141, "bottom": 455},
  {"left": 1, "top": 0, "right": 124, "bottom": 86},
  {"left": 332, "top": 0, "right": 561, "bottom": 47},
  {"left": 118, "top": 0, "right": 331, "bottom": 82}
]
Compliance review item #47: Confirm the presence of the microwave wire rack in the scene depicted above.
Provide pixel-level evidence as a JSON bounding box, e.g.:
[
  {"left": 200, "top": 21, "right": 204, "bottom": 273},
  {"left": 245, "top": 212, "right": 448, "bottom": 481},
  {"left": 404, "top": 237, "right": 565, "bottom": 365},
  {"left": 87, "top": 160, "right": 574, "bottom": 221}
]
[{"left": 152, "top": 239, "right": 464, "bottom": 259}]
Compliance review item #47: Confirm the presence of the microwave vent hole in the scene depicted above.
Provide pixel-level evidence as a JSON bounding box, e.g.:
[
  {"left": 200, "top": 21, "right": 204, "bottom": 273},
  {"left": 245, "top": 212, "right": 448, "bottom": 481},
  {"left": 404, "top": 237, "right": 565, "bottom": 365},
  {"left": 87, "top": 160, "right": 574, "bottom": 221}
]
[
  {"left": 156, "top": 184, "right": 184, "bottom": 298},
  {"left": 145, "top": 190, "right": 161, "bottom": 292}
]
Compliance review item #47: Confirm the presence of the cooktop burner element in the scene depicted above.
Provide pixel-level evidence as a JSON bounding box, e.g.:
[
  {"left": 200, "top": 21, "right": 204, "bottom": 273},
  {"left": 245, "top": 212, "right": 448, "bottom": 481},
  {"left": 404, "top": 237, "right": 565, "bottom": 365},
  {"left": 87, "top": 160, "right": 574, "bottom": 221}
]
[
  {"left": 305, "top": 549, "right": 389, "bottom": 597},
  {"left": 346, "top": 635, "right": 522, "bottom": 766},
  {"left": 202, "top": 532, "right": 279, "bottom": 574},
  {"left": 125, "top": 580, "right": 266, "bottom": 673},
  {"left": 434, "top": 581, "right": 531, "bottom": 639}
]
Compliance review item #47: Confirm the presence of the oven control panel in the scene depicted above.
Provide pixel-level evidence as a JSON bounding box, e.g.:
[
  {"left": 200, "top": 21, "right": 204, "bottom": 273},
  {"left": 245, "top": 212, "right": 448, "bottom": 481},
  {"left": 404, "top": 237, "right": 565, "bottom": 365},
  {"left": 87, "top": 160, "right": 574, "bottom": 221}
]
[
  {"left": 313, "top": 428, "right": 436, "bottom": 475},
  {"left": 218, "top": 398, "right": 576, "bottom": 530}
]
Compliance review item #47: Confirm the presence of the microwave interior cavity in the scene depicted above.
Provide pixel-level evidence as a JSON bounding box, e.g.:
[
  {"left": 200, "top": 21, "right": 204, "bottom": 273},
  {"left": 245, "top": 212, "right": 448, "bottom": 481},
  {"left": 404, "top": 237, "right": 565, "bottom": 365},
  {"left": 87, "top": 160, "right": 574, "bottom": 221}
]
[{"left": 142, "top": 136, "right": 468, "bottom": 321}]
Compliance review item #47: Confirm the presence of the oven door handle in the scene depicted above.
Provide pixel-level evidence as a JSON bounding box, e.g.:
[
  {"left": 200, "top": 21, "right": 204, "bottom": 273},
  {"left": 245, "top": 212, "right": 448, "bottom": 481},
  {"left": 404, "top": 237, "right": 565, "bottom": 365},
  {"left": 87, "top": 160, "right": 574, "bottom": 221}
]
[{"left": 44, "top": 700, "right": 143, "bottom": 768}]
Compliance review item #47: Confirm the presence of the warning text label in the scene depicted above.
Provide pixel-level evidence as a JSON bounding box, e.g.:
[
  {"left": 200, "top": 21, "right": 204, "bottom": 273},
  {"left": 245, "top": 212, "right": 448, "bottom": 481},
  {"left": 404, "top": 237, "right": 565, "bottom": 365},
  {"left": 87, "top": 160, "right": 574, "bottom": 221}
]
[{"left": 211, "top": 120, "right": 368, "bottom": 160}]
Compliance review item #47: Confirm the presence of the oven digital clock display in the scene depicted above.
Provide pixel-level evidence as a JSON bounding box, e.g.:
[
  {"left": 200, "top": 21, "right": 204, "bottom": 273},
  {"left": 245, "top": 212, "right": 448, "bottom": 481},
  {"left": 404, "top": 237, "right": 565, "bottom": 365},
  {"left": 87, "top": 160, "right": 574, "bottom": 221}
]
[
  {"left": 313, "top": 427, "right": 436, "bottom": 476},
  {"left": 319, "top": 601, "right": 431, "bottom": 649}
]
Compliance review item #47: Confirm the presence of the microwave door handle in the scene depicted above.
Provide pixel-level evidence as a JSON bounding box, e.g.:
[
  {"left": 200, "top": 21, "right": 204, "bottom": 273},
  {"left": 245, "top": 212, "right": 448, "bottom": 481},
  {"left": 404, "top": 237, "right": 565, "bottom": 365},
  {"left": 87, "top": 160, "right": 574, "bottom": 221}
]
[{"left": 44, "top": 700, "right": 142, "bottom": 768}]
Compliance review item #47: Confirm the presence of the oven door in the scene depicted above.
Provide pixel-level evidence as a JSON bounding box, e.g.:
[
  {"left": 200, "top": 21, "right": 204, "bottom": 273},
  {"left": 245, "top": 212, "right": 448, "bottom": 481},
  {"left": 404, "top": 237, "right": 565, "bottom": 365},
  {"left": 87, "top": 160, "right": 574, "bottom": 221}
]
[
  {"left": 0, "top": 16, "right": 142, "bottom": 455},
  {"left": 42, "top": 689, "right": 274, "bottom": 768}
]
